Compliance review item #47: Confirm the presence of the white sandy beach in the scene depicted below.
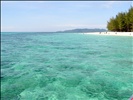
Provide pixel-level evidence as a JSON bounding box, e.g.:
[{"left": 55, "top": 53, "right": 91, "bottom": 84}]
[{"left": 83, "top": 32, "right": 133, "bottom": 37}]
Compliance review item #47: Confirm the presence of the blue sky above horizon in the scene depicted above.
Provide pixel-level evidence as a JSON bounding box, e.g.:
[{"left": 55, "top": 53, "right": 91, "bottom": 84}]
[{"left": 1, "top": 1, "right": 133, "bottom": 32}]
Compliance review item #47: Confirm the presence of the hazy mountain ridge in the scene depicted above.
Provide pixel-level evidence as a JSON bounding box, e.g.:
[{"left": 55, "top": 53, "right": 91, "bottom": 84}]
[{"left": 56, "top": 28, "right": 107, "bottom": 33}]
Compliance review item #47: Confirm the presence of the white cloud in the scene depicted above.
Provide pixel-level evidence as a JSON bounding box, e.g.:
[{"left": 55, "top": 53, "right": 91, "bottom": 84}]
[
  {"left": 101, "top": 1, "right": 119, "bottom": 8},
  {"left": 1, "top": 23, "right": 106, "bottom": 32},
  {"left": 1, "top": 26, "right": 16, "bottom": 32},
  {"left": 55, "top": 24, "right": 106, "bottom": 29},
  {"left": 101, "top": 1, "right": 132, "bottom": 8}
]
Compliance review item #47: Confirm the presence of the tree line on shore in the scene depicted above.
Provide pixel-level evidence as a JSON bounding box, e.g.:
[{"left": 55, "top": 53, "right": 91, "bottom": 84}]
[{"left": 107, "top": 6, "right": 133, "bottom": 32}]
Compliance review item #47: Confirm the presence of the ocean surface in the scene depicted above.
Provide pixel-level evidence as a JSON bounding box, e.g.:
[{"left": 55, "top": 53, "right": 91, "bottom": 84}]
[{"left": 1, "top": 32, "right": 133, "bottom": 100}]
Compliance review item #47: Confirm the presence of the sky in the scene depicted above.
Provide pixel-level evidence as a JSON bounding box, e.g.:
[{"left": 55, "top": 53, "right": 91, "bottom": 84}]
[{"left": 1, "top": 1, "right": 133, "bottom": 32}]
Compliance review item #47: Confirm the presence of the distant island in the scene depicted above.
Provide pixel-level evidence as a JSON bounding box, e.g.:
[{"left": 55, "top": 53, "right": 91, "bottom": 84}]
[{"left": 56, "top": 28, "right": 107, "bottom": 33}]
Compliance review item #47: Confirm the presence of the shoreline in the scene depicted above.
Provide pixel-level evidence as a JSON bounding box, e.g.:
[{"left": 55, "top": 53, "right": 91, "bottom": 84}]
[{"left": 83, "top": 32, "right": 133, "bottom": 37}]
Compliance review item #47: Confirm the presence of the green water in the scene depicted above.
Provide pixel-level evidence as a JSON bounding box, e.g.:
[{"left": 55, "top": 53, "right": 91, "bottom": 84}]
[{"left": 1, "top": 32, "right": 133, "bottom": 100}]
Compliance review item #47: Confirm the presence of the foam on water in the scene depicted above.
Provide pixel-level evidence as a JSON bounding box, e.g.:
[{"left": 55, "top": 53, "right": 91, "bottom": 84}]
[{"left": 1, "top": 32, "right": 133, "bottom": 100}]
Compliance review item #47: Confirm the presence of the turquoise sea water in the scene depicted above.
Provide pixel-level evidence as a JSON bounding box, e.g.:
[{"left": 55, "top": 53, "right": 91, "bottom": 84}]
[{"left": 1, "top": 32, "right": 133, "bottom": 100}]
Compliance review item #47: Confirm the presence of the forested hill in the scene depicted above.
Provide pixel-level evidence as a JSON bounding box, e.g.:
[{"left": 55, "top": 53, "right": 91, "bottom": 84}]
[
  {"left": 56, "top": 28, "right": 106, "bottom": 33},
  {"left": 107, "top": 6, "right": 133, "bottom": 32}
]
